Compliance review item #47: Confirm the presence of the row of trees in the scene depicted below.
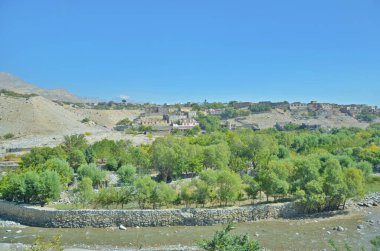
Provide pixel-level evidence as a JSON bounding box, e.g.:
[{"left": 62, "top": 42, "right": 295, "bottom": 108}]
[{"left": 1, "top": 124, "right": 379, "bottom": 211}]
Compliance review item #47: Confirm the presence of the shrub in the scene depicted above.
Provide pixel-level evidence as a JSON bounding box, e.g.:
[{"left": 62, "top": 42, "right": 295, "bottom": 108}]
[
  {"left": 81, "top": 118, "right": 90, "bottom": 123},
  {"left": 3, "top": 133, "right": 15, "bottom": 139}
]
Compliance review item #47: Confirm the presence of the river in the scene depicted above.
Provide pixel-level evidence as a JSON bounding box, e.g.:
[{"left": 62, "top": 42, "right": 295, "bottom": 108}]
[{"left": 1, "top": 208, "right": 379, "bottom": 251}]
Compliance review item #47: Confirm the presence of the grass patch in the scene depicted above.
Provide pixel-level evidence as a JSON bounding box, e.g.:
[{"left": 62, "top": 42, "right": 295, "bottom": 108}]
[
  {"left": 366, "top": 176, "right": 380, "bottom": 193},
  {"left": 0, "top": 89, "right": 38, "bottom": 98}
]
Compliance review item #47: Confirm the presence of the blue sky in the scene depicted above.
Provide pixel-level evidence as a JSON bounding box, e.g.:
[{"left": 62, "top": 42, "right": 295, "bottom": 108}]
[{"left": 0, "top": 1, "right": 379, "bottom": 105}]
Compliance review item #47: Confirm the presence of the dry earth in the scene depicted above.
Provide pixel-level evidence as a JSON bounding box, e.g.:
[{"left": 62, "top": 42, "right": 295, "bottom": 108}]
[
  {"left": 67, "top": 107, "right": 143, "bottom": 128},
  {"left": 235, "top": 109, "right": 370, "bottom": 129}
]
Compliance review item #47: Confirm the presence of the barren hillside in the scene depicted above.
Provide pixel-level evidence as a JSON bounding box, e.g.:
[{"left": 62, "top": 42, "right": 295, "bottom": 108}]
[
  {"left": 236, "top": 109, "right": 370, "bottom": 129},
  {"left": 67, "top": 107, "right": 143, "bottom": 128},
  {"left": 0, "top": 72, "right": 84, "bottom": 103},
  {"left": 0, "top": 95, "right": 105, "bottom": 137}
]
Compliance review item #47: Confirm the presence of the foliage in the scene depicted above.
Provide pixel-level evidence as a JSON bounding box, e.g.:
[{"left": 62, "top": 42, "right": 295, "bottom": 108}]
[
  {"left": 199, "top": 223, "right": 260, "bottom": 251},
  {"left": 0, "top": 89, "right": 38, "bottom": 98},
  {"left": 62, "top": 134, "right": 88, "bottom": 153},
  {"left": 371, "top": 236, "right": 380, "bottom": 248},
  {"left": 42, "top": 158, "right": 74, "bottom": 185},
  {"left": 116, "top": 118, "right": 132, "bottom": 126},
  {"left": 21, "top": 147, "right": 66, "bottom": 169},
  {"left": 77, "top": 164, "right": 107, "bottom": 188},
  {"left": 216, "top": 169, "right": 242, "bottom": 206},
  {"left": 198, "top": 114, "right": 221, "bottom": 132},
  {"left": 2, "top": 133, "right": 15, "bottom": 139},
  {"left": 249, "top": 103, "right": 271, "bottom": 114},
  {"left": 67, "top": 149, "right": 86, "bottom": 170},
  {"left": 74, "top": 177, "right": 95, "bottom": 206},
  {"left": 356, "top": 112, "right": 376, "bottom": 122},
  {"left": 1, "top": 170, "right": 61, "bottom": 206},
  {"left": 134, "top": 176, "right": 156, "bottom": 209},
  {"left": 81, "top": 117, "right": 90, "bottom": 123},
  {"left": 25, "top": 235, "right": 63, "bottom": 251},
  {"left": 117, "top": 164, "right": 137, "bottom": 184}
]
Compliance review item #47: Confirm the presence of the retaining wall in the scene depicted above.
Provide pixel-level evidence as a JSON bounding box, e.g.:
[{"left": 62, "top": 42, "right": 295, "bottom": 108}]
[{"left": 0, "top": 200, "right": 300, "bottom": 228}]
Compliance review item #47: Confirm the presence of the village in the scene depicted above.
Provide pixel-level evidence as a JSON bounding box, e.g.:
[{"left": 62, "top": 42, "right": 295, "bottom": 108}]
[{"left": 110, "top": 100, "right": 380, "bottom": 133}]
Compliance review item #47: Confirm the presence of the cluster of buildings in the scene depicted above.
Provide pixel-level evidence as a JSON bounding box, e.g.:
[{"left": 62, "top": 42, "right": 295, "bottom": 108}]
[{"left": 133, "top": 105, "right": 199, "bottom": 131}]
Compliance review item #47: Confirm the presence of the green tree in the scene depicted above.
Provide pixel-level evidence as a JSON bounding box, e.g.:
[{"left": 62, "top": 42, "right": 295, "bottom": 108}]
[
  {"left": 67, "top": 149, "right": 86, "bottom": 171},
  {"left": 117, "top": 165, "right": 137, "bottom": 184},
  {"left": 62, "top": 134, "right": 88, "bottom": 153},
  {"left": 198, "top": 115, "right": 221, "bottom": 132},
  {"left": 21, "top": 147, "right": 66, "bottom": 169},
  {"left": 77, "top": 164, "right": 107, "bottom": 188},
  {"left": 344, "top": 168, "right": 365, "bottom": 205},
  {"left": 180, "top": 182, "right": 195, "bottom": 208},
  {"left": 75, "top": 177, "right": 95, "bottom": 206},
  {"left": 355, "top": 161, "right": 373, "bottom": 181},
  {"left": 193, "top": 179, "right": 210, "bottom": 206},
  {"left": 216, "top": 170, "right": 242, "bottom": 206},
  {"left": 323, "top": 159, "right": 347, "bottom": 210},
  {"left": 105, "top": 157, "right": 118, "bottom": 171},
  {"left": 134, "top": 176, "right": 156, "bottom": 209},
  {"left": 118, "top": 185, "right": 136, "bottom": 209},
  {"left": 151, "top": 182, "right": 177, "bottom": 208},
  {"left": 200, "top": 223, "right": 261, "bottom": 251},
  {"left": 243, "top": 175, "right": 260, "bottom": 202},
  {"left": 203, "top": 143, "right": 231, "bottom": 170},
  {"left": 42, "top": 158, "right": 74, "bottom": 185},
  {"left": 38, "top": 171, "right": 62, "bottom": 206}
]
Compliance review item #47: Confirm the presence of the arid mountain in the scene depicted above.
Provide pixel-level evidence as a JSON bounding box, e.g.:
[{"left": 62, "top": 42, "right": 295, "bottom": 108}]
[
  {"left": 0, "top": 95, "right": 105, "bottom": 137},
  {"left": 0, "top": 72, "right": 85, "bottom": 103}
]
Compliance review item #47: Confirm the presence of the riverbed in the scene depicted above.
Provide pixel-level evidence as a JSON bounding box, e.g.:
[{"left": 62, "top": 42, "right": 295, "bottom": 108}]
[{"left": 1, "top": 207, "right": 379, "bottom": 251}]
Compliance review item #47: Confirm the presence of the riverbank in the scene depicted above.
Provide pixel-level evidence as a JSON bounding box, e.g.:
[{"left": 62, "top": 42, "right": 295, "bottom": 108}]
[
  {"left": 1, "top": 194, "right": 379, "bottom": 229},
  {"left": 0, "top": 200, "right": 302, "bottom": 228},
  {"left": 1, "top": 206, "right": 379, "bottom": 251}
]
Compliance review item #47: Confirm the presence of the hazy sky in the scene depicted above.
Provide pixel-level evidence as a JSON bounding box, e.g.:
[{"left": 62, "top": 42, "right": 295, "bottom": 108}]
[{"left": 0, "top": 1, "right": 379, "bottom": 105}]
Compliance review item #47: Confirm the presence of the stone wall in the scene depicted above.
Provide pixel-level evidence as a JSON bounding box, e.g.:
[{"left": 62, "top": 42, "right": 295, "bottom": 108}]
[{"left": 0, "top": 200, "right": 300, "bottom": 228}]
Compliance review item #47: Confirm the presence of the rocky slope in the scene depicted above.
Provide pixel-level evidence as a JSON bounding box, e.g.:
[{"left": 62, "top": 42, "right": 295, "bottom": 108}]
[
  {"left": 0, "top": 72, "right": 84, "bottom": 103},
  {"left": 0, "top": 95, "right": 104, "bottom": 137}
]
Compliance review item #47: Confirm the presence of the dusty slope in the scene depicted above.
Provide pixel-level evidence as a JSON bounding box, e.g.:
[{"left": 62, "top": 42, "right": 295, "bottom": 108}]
[
  {"left": 0, "top": 72, "right": 84, "bottom": 103},
  {"left": 67, "top": 108, "right": 143, "bottom": 128},
  {"left": 236, "top": 109, "right": 370, "bottom": 129},
  {"left": 0, "top": 96, "right": 104, "bottom": 136}
]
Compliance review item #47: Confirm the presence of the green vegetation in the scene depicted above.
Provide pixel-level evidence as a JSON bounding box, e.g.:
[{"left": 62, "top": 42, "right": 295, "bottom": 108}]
[
  {"left": 249, "top": 103, "right": 271, "bottom": 114},
  {"left": 1, "top": 125, "right": 379, "bottom": 210},
  {"left": 2, "top": 133, "right": 15, "bottom": 140},
  {"left": 116, "top": 118, "right": 132, "bottom": 126},
  {"left": 371, "top": 236, "right": 380, "bottom": 249},
  {"left": 199, "top": 223, "right": 260, "bottom": 251},
  {"left": 356, "top": 112, "right": 377, "bottom": 122},
  {"left": 81, "top": 117, "right": 90, "bottom": 123},
  {"left": 366, "top": 176, "right": 380, "bottom": 193},
  {"left": 25, "top": 235, "right": 63, "bottom": 251},
  {"left": 0, "top": 89, "right": 38, "bottom": 98}
]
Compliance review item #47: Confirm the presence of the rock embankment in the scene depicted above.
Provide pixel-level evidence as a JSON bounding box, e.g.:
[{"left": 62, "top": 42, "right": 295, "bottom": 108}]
[
  {"left": 357, "top": 192, "right": 380, "bottom": 207},
  {"left": 0, "top": 200, "right": 301, "bottom": 228},
  {"left": 0, "top": 218, "right": 20, "bottom": 228}
]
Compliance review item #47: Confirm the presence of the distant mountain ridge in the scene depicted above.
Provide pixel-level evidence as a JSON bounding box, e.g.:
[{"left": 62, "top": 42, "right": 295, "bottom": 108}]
[{"left": 0, "top": 72, "right": 94, "bottom": 103}]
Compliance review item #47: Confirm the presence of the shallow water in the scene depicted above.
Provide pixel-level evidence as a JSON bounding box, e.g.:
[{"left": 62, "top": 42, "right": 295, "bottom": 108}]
[{"left": 1, "top": 208, "right": 380, "bottom": 251}]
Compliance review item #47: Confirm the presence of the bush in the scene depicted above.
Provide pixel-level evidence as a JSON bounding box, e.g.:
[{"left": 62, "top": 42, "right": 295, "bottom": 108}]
[
  {"left": 199, "top": 223, "right": 261, "bottom": 251},
  {"left": 77, "top": 163, "right": 107, "bottom": 188},
  {"left": 3, "top": 133, "right": 15, "bottom": 139},
  {"left": 117, "top": 165, "right": 136, "bottom": 184},
  {"left": 0, "top": 170, "right": 61, "bottom": 206},
  {"left": 116, "top": 118, "right": 132, "bottom": 126},
  {"left": 81, "top": 118, "right": 90, "bottom": 123}
]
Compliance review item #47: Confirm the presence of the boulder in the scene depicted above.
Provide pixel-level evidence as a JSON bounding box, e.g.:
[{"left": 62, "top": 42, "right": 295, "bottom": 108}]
[{"left": 119, "top": 224, "right": 127, "bottom": 230}]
